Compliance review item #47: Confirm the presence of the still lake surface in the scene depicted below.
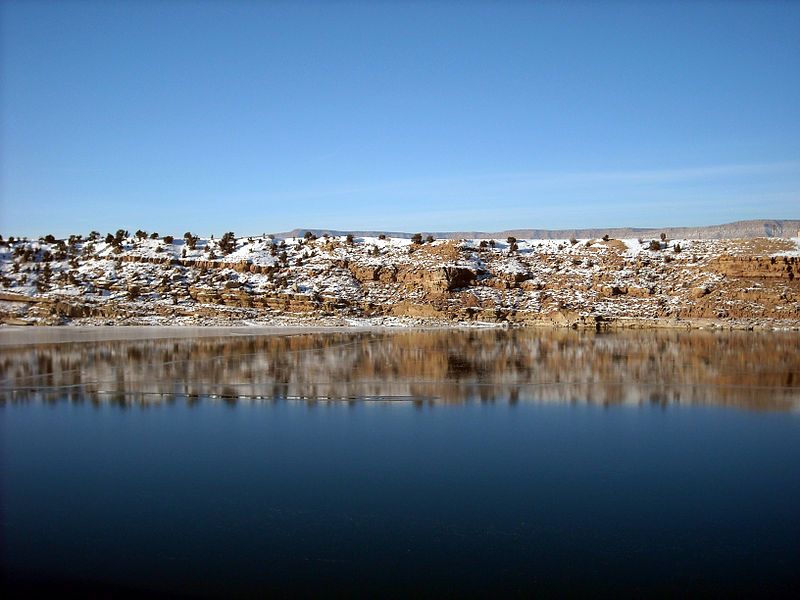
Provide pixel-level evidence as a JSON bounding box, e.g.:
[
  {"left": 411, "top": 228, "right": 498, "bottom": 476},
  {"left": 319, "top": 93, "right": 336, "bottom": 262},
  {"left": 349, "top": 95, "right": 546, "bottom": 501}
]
[{"left": 2, "top": 328, "right": 799, "bottom": 596}]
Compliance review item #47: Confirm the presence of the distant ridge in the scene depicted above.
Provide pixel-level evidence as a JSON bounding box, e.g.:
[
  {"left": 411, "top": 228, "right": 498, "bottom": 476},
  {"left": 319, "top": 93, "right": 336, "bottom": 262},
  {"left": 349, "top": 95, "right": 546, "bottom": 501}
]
[{"left": 279, "top": 219, "right": 800, "bottom": 241}]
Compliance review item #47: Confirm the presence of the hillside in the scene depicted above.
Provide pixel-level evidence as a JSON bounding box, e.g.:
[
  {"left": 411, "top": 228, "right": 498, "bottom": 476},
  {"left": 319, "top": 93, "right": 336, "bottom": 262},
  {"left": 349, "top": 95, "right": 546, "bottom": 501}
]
[{"left": 1, "top": 230, "right": 799, "bottom": 329}]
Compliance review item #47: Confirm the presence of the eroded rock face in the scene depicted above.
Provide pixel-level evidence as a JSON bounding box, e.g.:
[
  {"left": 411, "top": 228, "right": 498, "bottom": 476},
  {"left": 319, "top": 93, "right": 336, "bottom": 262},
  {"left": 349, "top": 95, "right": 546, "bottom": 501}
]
[
  {"left": 2, "top": 234, "right": 800, "bottom": 328},
  {"left": 710, "top": 256, "right": 797, "bottom": 280}
]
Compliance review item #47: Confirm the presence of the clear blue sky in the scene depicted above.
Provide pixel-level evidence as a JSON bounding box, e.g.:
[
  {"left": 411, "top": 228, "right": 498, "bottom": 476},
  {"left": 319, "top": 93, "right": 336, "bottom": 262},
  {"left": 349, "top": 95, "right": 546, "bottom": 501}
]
[{"left": 2, "top": 1, "right": 799, "bottom": 237}]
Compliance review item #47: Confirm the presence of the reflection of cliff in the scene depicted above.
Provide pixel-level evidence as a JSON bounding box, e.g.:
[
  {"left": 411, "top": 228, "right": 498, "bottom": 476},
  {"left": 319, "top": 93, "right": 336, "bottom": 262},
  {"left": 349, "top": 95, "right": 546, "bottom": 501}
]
[{"left": 1, "top": 330, "right": 798, "bottom": 411}]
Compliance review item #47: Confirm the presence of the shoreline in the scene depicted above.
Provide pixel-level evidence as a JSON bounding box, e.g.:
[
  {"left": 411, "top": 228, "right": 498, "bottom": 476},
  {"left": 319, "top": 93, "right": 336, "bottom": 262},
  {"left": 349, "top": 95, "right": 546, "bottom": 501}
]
[{"left": 2, "top": 315, "right": 798, "bottom": 347}]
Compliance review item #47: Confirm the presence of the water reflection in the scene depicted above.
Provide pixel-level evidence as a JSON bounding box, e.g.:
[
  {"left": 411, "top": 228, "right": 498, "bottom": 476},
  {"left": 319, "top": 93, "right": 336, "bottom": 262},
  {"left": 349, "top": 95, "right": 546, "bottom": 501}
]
[{"left": 1, "top": 329, "right": 798, "bottom": 410}]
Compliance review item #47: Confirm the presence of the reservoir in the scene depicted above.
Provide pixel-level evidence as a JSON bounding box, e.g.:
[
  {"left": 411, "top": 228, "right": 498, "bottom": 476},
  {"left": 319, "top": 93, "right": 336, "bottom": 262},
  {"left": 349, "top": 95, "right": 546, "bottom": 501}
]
[{"left": 2, "top": 328, "right": 799, "bottom": 596}]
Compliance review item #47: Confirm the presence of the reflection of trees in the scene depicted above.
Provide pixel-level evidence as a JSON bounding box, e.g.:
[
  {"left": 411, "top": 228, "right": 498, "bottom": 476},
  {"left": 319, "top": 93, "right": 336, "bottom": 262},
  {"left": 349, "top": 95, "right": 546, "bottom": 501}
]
[{"left": 0, "top": 330, "right": 798, "bottom": 411}]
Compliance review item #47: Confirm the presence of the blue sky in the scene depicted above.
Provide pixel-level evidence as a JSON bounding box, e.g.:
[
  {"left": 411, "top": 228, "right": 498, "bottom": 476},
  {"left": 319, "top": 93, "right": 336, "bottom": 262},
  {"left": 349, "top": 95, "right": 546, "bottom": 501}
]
[{"left": 1, "top": 1, "right": 799, "bottom": 237}]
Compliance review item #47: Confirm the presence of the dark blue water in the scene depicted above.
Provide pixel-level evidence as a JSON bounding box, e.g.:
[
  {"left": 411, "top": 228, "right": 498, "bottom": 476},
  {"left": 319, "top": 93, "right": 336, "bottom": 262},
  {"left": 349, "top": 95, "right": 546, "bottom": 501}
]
[{"left": 3, "top": 400, "right": 800, "bottom": 596}]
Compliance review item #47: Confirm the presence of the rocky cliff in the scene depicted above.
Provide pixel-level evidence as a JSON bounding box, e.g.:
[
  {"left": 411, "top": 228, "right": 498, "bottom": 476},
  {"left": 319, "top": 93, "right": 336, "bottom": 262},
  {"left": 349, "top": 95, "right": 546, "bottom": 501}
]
[{"left": 1, "top": 232, "right": 799, "bottom": 329}]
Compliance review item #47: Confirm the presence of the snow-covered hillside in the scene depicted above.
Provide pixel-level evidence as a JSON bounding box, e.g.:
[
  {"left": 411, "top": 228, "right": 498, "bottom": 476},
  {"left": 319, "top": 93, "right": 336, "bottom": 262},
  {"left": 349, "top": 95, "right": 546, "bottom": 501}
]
[{"left": 1, "top": 231, "right": 799, "bottom": 329}]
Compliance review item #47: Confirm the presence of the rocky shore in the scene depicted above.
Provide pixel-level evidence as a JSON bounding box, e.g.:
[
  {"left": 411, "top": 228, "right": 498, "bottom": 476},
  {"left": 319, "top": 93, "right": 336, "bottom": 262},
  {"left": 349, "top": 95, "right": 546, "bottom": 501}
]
[{"left": 1, "top": 232, "right": 799, "bottom": 330}]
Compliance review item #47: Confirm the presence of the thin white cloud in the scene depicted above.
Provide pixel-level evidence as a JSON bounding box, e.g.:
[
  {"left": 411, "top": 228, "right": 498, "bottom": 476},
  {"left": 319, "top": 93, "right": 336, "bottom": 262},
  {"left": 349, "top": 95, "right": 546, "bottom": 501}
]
[{"left": 269, "top": 160, "right": 800, "bottom": 202}]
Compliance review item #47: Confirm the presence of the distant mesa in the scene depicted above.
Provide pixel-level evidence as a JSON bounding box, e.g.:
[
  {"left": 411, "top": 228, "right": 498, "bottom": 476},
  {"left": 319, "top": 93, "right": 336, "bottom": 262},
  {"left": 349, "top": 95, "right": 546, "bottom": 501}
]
[{"left": 282, "top": 219, "right": 800, "bottom": 241}]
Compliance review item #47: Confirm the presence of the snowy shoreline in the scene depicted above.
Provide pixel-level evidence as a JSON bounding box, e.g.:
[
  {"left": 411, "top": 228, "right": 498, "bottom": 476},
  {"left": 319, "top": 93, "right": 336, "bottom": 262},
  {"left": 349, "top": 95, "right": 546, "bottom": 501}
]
[{"left": 2, "top": 315, "right": 798, "bottom": 348}]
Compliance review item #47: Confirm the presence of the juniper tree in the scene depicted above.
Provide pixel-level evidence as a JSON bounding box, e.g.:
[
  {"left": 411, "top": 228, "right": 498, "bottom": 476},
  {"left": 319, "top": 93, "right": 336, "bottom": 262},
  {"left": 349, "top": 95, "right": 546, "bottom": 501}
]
[{"left": 219, "top": 232, "right": 236, "bottom": 255}]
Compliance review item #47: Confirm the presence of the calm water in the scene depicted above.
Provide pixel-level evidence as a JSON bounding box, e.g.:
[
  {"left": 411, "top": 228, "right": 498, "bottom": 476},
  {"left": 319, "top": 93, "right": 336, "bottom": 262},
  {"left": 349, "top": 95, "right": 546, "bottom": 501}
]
[{"left": 2, "top": 329, "right": 800, "bottom": 596}]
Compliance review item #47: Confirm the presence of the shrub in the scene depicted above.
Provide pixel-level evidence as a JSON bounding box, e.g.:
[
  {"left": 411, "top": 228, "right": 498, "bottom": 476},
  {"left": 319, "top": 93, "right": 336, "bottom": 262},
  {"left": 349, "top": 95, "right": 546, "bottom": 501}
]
[
  {"left": 660, "top": 232, "right": 667, "bottom": 241},
  {"left": 569, "top": 237, "right": 578, "bottom": 245},
  {"left": 426, "top": 235, "right": 435, "bottom": 243},
  {"left": 163, "top": 235, "right": 174, "bottom": 244},
  {"left": 135, "top": 230, "right": 148, "bottom": 240},
  {"left": 150, "top": 232, "right": 159, "bottom": 239},
  {"left": 479, "top": 240, "right": 488, "bottom": 248},
  {"left": 649, "top": 240, "right": 661, "bottom": 251},
  {"left": 378, "top": 234, "right": 386, "bottom": 240},
  {"left": 219, "top": 232, "right": 236, "bottom": 255},
  {"left": 346, "top": 234, "right": 354, "bottom": 245},
  {"left": 507, "top": 236, "right": 517, "bottom": 245},
  {"left": 411, "top": 233, "right": 423, "bottom": 245},
  {"left": 673, "top": 243, "right": 682, "bottom": 253},
  {"left": 602, "top": 234, "right": 610, "bottom": 241},
  {"left": 489, "top": 240, "right": 495, "bottom": 248},
  {"left": 183, "top": 232, "right": 198, "bottom": 250}
]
